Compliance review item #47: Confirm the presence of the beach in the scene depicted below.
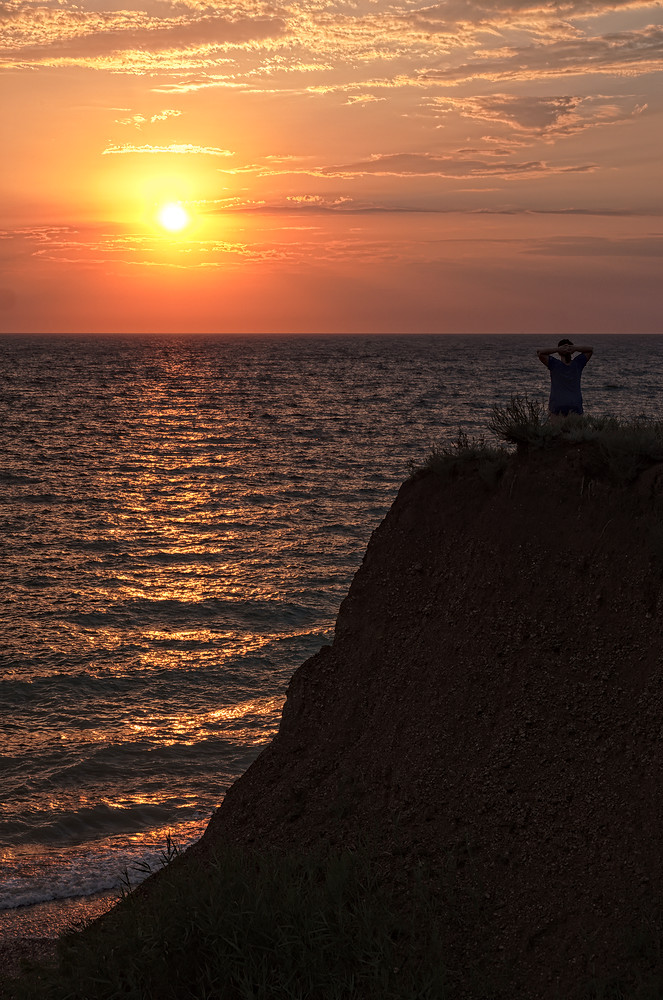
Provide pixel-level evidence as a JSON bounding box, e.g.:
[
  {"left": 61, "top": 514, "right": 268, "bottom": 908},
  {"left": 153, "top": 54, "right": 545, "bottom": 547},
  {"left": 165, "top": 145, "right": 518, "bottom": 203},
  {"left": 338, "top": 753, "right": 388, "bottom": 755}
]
[{"left": 0, "top": 891, "right": 115, "bottom": 980}]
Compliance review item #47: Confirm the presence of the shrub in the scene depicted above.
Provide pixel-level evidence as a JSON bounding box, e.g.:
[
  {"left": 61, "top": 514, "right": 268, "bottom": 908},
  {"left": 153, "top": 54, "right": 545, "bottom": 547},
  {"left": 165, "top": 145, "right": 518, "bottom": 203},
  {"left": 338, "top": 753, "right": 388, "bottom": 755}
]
[{"left": 487, "top": 395, "right": 563, "bottom": 449}]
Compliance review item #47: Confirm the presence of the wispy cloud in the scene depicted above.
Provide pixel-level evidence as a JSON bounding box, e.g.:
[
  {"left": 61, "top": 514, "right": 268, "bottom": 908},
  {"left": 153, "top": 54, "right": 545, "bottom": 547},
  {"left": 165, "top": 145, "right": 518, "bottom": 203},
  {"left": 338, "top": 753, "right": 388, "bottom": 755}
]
[
  {"left": 114, "top": 109, "right": 183, "bottom": 128},
  {"left": 285, "top": 194, "right": 356, "bottom": 208},
  {"left": 2, "top": 0, "right": 661, "bottom": 87},
  {"left": 422, "top": 24, "right": 663, "bottom": 82},
  {"left": 197, "top": 195, "right": 656, "bottom": 214},
  {"left": 429, "top": 93, "right": 647, "bottom": 138},
  {"left": 0, "top": 223, "right": 283, "bottom": 268},
  {"left": 101, "top": 143, "right": 234, "bottom": 156},
  {"left": 0, "top": 8, "right": 286, "bottom": 70},
  {"left": 345, "top": 94, "right": 387, "bottom": 105},
  {"left": 398, "top": 0, "right": 659, "bottom": 33},
  {"left": 8, "top": 221, "right": 662, "bottom": 280},
  {"left": 314, "top": 152, "right": 598, "bottom": 177}
]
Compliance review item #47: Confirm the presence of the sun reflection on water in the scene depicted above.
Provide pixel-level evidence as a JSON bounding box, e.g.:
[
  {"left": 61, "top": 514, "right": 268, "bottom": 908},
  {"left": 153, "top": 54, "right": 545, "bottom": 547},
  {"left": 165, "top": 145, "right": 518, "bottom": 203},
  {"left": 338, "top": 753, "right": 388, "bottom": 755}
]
[{"left": 127, "top": 695, "right": 284, "bottom": 747}]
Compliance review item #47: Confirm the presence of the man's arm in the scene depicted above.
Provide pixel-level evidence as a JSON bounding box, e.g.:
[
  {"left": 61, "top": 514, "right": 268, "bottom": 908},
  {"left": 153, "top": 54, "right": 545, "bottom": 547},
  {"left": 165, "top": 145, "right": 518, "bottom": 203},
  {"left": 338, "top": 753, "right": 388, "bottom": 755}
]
[
  {"left": 536, "top": 347, "right": 557, "bottom": 367},
  {"left": 571, "top": 344, "right": 593, "bottom": 361}
]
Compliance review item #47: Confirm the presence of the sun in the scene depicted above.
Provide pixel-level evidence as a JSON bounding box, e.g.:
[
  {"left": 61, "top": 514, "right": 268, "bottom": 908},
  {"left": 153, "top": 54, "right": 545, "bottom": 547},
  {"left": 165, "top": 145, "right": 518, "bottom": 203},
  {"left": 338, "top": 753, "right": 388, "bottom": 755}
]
[{"left": 157, "top": 202, "right": 191, "bottom": 232}]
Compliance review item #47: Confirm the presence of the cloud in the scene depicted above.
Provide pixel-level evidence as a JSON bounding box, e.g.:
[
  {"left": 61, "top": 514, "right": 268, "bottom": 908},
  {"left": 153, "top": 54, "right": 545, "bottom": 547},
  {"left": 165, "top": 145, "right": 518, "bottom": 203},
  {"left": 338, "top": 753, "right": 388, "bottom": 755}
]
[
  {"left": 0, "top": 223, "right": 282, "bottom": 268},
  {"left": 0, "top": 220, "right": 412, "bottom": 270},
  {"left": 114, "top": 114, "right": 150, "bottom": 128},
  {"left": 3, "top": 0, "right": 659, "bottom": 87},
  {"left": 345, "top": 94, "right": 387, "bottom": 105},
  {"left": 197, "top": 195, "right": 656, "bottom": 214},
  {"left": 278, "top": 0, "right": 662, "bottom": 69},
  {"left": 295, "top": 0, "right": 663, "bottom": 61},
  {"left": 150, "top": 108, "right": 183, "bottom": 123},
  {"left": 422, "top": 24, "right": 663, "bottom": 81},
  {"left": 316, "top": 151, "right": 597, "bottom": 176},
  {"left": 0, "top": 8, "right": 286, "bottom": 69},
  {"left": 102, "top": 143, "right": 234, "bottom": 155},
  {"left": 213, "top": 148, "right": 599, "bottom": 178},
  {"left": 430, "top": 93, "right": 646, "bottom": 138},
  {"left": 114, "top": 109, "right": 183, "bottom": 128},
  {"left": 400, "top": 0, "right": 658, "bottom": 30},
  {"left": 151, "top": 76, "right": 250, "bottom": 94},
  {"left": 286, "top": 194, "right": 350, "bottom": 205}
]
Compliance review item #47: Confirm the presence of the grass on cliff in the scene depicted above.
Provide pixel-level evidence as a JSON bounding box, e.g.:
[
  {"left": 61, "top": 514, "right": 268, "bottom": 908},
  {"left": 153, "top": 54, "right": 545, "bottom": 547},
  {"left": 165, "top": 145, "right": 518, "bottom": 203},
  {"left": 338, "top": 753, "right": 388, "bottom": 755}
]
[
  {"left": 8, "top": 846, "right": 461, "bottom": 1000},
  {"left": 420, "top": 396, "right": 663, "bottom": 484},
  {"left": 417, "top": 428, "right": 509, "bottom": 486}
]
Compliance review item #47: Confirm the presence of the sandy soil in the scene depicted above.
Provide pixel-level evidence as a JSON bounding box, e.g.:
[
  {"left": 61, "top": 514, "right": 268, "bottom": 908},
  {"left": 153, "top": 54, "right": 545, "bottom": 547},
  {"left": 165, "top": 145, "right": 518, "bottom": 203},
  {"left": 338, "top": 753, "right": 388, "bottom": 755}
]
[{"left": 0, "top": 892, "right": 116, "bottom": 981}]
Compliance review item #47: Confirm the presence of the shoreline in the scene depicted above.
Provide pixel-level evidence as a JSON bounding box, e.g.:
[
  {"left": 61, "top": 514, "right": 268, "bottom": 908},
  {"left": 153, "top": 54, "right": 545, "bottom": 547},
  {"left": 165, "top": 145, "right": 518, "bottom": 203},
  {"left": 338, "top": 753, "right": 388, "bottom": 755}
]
[{"left": 0, "top": 891, "right": 117, "bottom": 981}]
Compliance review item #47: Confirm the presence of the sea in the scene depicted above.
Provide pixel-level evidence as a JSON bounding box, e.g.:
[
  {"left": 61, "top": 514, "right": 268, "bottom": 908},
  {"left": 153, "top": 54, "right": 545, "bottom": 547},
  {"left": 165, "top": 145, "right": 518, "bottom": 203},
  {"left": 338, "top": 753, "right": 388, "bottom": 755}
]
[{"left": 1, "top": 333, "right": 661, "bottom": 935}]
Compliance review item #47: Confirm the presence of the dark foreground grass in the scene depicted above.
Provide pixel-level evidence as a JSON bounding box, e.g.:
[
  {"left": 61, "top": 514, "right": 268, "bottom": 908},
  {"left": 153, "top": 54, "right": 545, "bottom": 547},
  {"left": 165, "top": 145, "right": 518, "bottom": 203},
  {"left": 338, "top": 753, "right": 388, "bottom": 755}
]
[
  {"left": 8, "top": 844, "right": 663, "bottom": 1000},
  {"left": 6, "top": 846, "right": 473, "bottom": 1000}
]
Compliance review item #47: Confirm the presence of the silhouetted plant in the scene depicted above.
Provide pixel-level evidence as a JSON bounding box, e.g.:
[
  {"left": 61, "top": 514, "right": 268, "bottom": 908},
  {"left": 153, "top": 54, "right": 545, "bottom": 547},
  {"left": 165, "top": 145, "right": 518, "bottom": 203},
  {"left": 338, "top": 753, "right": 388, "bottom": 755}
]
[
  {"left": 488, "top": 394, "right": 558, "bottom": 448},
  {"left": 416, "top": 429, "right": 508, "bottom": 483},
  {"left": 118, "top": 833, "right": 182, "bottom": 899}
]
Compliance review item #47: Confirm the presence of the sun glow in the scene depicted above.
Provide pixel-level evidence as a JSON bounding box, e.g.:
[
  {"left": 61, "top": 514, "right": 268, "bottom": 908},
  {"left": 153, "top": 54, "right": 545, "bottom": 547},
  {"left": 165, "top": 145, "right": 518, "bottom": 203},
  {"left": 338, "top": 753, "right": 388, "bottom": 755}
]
[{"left": 157, "top": 202, "right": 191, "bottom": 232}]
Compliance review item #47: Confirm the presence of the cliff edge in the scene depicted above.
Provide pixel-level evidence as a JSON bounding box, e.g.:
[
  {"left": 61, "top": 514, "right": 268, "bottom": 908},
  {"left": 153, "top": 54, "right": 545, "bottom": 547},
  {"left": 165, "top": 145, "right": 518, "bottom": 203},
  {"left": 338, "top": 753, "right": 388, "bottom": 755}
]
[{"left": 199, "top": 442, "right": 663, "bottom": 998}]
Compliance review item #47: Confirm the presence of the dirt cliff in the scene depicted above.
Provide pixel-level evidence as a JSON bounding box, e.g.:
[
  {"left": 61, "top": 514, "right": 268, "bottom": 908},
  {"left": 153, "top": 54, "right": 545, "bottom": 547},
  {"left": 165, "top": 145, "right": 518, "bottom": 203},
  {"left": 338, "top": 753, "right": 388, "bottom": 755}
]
[{"left": 201, "top": 443, "right": 663, "bottom": 998}]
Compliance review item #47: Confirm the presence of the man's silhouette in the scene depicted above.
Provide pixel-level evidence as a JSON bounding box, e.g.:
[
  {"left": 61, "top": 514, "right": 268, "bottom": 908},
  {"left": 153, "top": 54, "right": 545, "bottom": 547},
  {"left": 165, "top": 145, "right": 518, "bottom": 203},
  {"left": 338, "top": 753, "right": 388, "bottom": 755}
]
[{"left": 537, "top": 339, "right": 593, "bottom": 419}]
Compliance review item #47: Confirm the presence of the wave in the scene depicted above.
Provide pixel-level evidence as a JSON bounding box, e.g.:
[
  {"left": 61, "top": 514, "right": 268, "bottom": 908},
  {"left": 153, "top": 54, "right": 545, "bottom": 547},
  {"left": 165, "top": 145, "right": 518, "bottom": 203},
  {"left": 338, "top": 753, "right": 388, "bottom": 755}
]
[
  {"left": 0, "top": 801, "right": 201, "bottom": 847},
  {"left": 14, "top": 493, "right": 66, "bottom": 504},
  {"left": 20, "top": 575, "right": 59, "bottom": 588},
  {"left": 0, "top": 815, "right": 207, "bottom": 911},
  {"left": 0, "top": 871, "right": 123, "bottom": 912},
  {"left": 99, "top": 551, "right": 233, "bottom": 566},
  {"left": 0, "top": 470, "right": 42, "bottom": 484},
  {"left": 1, "top": 624, "right": 328, "bottom": 685},
  {"left": 66, "top": 597, "right": 323, "bottom": 630}
]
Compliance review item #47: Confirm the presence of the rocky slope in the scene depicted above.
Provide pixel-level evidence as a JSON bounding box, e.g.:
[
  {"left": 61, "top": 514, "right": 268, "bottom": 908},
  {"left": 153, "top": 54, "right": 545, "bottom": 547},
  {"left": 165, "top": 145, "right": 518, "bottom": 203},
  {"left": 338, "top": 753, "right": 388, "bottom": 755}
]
[{"left": 197, "top": 442, "right": 663, "bottom": 997}]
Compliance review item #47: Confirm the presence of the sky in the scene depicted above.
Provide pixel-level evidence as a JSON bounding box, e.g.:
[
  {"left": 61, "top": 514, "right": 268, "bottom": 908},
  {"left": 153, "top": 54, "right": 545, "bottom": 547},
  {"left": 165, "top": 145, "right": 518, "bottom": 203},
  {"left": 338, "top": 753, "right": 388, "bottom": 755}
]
[{"left": 1, "top": 0, "right": 662, "bottom": 333}]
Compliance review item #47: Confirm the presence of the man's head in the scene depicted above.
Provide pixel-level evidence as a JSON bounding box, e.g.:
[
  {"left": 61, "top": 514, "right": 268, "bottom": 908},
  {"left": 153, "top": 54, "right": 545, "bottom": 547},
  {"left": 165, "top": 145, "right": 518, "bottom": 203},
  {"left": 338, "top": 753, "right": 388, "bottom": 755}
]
[{"left": 557, "top": 338, "right": 573, "bottom": 362}]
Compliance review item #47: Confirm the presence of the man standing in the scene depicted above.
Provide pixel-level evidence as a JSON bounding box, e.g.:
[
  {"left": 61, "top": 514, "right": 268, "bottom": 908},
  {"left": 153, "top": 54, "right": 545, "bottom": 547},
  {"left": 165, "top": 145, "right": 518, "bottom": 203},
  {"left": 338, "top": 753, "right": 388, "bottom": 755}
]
[{"left": 537, "top": 339, "right": 593, "bottom": 418}]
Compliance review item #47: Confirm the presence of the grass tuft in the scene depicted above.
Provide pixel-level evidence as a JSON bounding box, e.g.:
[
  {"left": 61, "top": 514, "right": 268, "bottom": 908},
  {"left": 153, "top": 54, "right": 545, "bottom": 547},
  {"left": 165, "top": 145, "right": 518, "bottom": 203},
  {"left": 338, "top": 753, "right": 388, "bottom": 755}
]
[
  {"left": 487, "top": 394, "right": 552, "bottom": 448},
  {"left": 416, "top": 429, "right": 509, "bottom": 485},
  {"left": 118, "top": 833, "right": 182, "bottom": 898}
]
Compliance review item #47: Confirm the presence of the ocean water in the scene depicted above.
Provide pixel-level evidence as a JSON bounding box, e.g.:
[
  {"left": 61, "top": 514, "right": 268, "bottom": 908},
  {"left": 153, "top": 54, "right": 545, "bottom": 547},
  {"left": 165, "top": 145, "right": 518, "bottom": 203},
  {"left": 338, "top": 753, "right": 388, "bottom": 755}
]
[{"left": 1, "top": 333, "right": 661, "bottom": 923}]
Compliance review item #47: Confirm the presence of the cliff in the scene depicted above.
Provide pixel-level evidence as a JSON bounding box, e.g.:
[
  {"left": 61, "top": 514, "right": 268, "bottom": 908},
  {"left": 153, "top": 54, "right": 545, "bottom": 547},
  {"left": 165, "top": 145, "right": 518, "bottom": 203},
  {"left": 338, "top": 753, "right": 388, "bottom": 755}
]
[{"left": 197, "top": 442, "right": 663, "bottom": 998}]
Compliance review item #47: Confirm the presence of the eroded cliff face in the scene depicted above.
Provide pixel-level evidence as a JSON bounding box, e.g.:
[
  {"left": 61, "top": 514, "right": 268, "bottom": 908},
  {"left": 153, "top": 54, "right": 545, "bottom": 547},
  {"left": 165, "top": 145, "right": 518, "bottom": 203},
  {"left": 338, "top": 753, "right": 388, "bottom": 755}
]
[{"left": 201, "top": 445, "right": 663, "bottom": 998}]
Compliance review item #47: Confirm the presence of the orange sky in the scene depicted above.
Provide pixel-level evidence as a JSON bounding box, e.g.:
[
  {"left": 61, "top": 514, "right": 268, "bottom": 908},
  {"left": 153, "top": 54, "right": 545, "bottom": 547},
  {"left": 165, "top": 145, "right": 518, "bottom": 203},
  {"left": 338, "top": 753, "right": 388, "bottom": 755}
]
[{"left": 1, "top": 0, "right": 662, "bottom": 332}]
